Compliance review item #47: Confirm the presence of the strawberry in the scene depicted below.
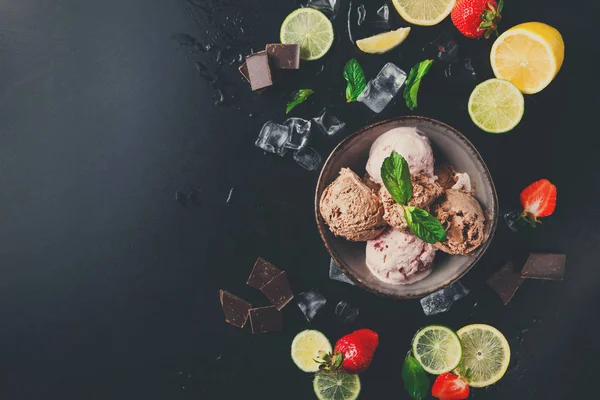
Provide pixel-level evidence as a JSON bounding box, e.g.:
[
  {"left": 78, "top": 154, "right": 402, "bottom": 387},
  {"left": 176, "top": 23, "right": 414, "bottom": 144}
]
[
  {"left": 318, "top": 329, "right": 379, "bottom": 374},
  {"left": 451, "top": 0, "right": 503, "bottom": 39},
  {"left": 432, "top": 373, "right": 470, "bottom": 400},
  {"left": 520, "top": 179, "right": 557, "bottom": 226}
]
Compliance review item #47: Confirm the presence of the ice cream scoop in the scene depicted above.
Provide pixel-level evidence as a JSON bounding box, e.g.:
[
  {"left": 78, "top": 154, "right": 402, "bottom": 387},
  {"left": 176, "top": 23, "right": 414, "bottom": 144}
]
[
  {"left": 365, "top": 228, "right": 437, "bottom": 284},
  {"left": 320, "top": 168, "right": 386, "bottom": 242},
  {"left": 435, "top": 164, "right": 472, "bottom": 192},
  {"left": 366, "top": 127, "right": 435, "bottom": 184},
  {"left": 431, "top": 189, "right": 486, "bottom": 255}
]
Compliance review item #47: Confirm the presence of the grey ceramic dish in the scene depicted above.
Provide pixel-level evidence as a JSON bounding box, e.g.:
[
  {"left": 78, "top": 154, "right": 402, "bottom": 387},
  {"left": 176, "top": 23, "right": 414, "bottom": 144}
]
[{"left": 315, "top": 116, "right": 498, "bottom": 299}]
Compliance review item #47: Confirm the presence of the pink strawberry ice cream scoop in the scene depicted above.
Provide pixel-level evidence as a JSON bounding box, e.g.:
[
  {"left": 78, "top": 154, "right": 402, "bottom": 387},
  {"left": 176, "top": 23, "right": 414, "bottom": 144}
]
[
  {"left": 365, "top": 228, "right": 437, "bottom": 284},
  {"left": 365, "top": 127, "right": 435, "bottom": 184}
]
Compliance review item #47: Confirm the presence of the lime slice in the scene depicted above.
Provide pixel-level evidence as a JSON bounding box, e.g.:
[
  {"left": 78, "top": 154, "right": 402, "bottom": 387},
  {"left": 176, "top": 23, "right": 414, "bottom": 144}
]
[
  {"left": 468, "top": 79, "right": 525, "bottom": 134},
  {"left": 392, "top": 0, "right": 456, "bottom": 26},
  {"left": 356, "top": 28, "right": 411, "bottom": 54},
  {"left": 412, "top": 325, "right": 462, "bottom": 375},
  {"left": 291, "top": 330, "right": 332, "bottom": 373},
  {"left": 280, "top": 8, "right": 334, "bottom": 61},
  {"left": 313, "top": 371, "right": 361, "bottom": 400},
  {"left": 457, "top": 324, "right": 511, "bottom": 388}
]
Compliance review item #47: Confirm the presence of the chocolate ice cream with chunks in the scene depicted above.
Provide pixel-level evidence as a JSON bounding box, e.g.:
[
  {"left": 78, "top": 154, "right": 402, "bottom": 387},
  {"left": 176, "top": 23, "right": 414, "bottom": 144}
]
[
  {"left": 320, "top": 168, "right": 386, "bottom": 242},
  {"left": 435, "top": 164, "right": 472, "bottom": 192}
]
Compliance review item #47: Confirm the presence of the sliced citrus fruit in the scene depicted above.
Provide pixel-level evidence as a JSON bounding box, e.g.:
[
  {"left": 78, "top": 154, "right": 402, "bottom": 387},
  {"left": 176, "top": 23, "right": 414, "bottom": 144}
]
[
  {"left": 291, "top": 330, "right": 332, "bottom": 373},
  {"left": 356, "top": 27, "right": 411, "bottom": 54},
  {"left": 491, "top": 22, "right": 565, "bottom": 94},
  {"left": 392, "top": 0, "right": 456, "bottom": 26},
  {"left": 468, "top": 78, "right": 525, "bottom": 134},
  {"left": 280, "top": 8, "right": 334, "bottom": 61},
  {"left": 456, "top": 324, "right": 511, "bottom": 388},
  {"left": 412, "top": 325, "right": 462, "bottom": 375},
  {"left": 313, "top": 370, "right": 361, "bottom": 400}
]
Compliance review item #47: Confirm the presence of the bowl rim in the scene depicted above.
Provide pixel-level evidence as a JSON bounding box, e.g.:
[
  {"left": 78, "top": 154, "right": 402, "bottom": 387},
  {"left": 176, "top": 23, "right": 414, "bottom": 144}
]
[{"left": 314, "top": 116, "right": 499, "bottom": 300}]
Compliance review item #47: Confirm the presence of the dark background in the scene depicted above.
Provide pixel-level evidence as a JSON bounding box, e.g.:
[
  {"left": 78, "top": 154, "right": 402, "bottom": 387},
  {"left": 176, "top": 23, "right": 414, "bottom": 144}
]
[{"left": 1, "top": 0, "right": 599, "bottom": 398}]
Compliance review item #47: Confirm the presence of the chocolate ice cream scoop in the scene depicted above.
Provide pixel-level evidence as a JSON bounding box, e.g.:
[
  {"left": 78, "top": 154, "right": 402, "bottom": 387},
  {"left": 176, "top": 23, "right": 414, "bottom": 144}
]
[
  {"left": 431, "top": 189, "right": 486, "bottom": 255},
  {"left": 320, "top": 168, "right": 386, "bottom": 242},
  {"left": 435, "top": 164, "right": 472, "bottom": 192},
  {"left": 380, "top": 173, "right": 444, "bottom": 231}
]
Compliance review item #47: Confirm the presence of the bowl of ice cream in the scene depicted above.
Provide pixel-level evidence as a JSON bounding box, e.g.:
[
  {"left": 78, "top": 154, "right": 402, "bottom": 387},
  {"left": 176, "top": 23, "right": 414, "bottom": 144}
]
[{"left": 315, "top": 116, "right": 498, "bottom": 299}]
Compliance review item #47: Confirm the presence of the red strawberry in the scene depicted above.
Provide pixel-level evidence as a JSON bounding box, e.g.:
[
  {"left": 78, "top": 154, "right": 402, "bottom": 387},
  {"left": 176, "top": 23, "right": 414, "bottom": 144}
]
[
  {"left": 451, "top": 0, "right": 503, "bottom": 39},
  {"left": 520, "top": 179, "right": 557, "bottom": 226},
  {"left": 432, "top": 373, "right": 470, "bottom": 400},
  {"left": 318, "top": 329, "right": 379, "bottom": 374}
]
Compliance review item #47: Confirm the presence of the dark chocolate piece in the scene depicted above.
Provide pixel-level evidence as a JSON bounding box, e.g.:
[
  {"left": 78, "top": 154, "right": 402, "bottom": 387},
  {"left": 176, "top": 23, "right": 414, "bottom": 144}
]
[
  {"left": 248, "top": 306, "right": 283, "bottom": 334},
  {"left": 219, "top": 290, "right": 252, "bottom": 328},
  {"left": 260, "top": 271, "right": 294, "bottom": 310},
  {"left": 245, "top": 51, "right": 273, "bottom": 91},
  {"left": 486, "top": 261, "right": 525, "bottom": 305},
  {"left": 266, "top": 44, "right": 300, "bottom": 69},
  {"left": 247, "top": 258, "right": 282, "bottom": 289},
  {"left": 521, "top": 253, "right": 566, "bottom": 281},
  {"left": 238, "top": 62, "right": 250, "bottom": 83}
]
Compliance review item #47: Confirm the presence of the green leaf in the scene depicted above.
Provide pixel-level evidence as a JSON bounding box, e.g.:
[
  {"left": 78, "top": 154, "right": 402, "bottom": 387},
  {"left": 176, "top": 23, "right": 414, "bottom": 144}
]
[
  {"left": 404, "top": 206, "right": 447, "bottom": 244},
  {"left": 403, "top": 59, "right": 433, "bottom": 111},
  {"left": 286, "top": 89, "right": 314, "bottom": 114},
  {"left": 381, "top": 151, "right": 412, "bottom": 205},
  {"left": 402, "top": 354, "right": 430, "bottom": 400},
  {"left": 497, "top": 0, "right": 504, "bottom": 14},
  {"left": 343, "top": 59, "right": 367, "bottom": 102}
]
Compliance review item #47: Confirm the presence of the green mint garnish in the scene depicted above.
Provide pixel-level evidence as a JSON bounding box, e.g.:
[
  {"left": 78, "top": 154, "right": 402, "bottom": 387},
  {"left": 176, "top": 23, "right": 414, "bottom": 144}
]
[
  {"left": 343, "top": 59, "right": 367, "bottom": 103},
  {"left": 403, "top": 206, "right": 447, "bottom": 244},
  {"left": 404, "top": 59, "right": 433, "bottom": 111},
  {"left": 286, "top": 89, "right": 314, "bottom": 114},
  {"left": 402, "top": 353, "right": 430, "bottom": 400},
  {"left": 381, "top": 150, "right": 413, "bottom": 205}
]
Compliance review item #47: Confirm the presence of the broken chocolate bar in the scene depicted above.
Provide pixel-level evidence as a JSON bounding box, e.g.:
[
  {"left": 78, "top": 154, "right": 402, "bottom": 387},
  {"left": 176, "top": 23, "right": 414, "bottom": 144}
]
[
  {"left": 238, "top": 62, "right": 250, "bottom": 82},
  {"left": 486, "top": 261, "right": 525, "bottom": 305},
  {"left": 245, "top": 51, "right": 273, "bottom": 91},
  {"left": 219, "top": 290, "right": 252, "bottom": 328},
  {"left": 521, "top": 253, "right": 566, "bottom": 281},
  {"left": 248, "top": 305, "right": 283, "bottom": 334},
  {"left": 247, "top": 258, "right": 282, "bottom": 289},
  {"left": 260, "top": 271, "right": 294, "bottom": 310},
  {"left": 266, "top": 44, "right": 300, "bottom": 69}
]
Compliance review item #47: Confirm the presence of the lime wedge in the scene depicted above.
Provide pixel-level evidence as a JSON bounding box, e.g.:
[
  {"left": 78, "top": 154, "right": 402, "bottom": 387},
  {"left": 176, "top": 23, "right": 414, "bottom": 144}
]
[
  {"left": 356, "top": 28, "right": 411, "bottom": 54},
  {"left": 313, "top": 371, "right": 361, "bottom": 400},
  {"left": 468, "top": 79, "right": 525, "bottom": 134},
  {"left": 291, "top": 330, "right": 332, "bottom": 373},
  {"left": 457, "top": 324, "right": 511, "bottom": 388},
  {"left": 280, "top": 8, "right": 334, "bottom": 61},
  {"left": 412, "top": 325, "right": 462, "bottom": 375}
]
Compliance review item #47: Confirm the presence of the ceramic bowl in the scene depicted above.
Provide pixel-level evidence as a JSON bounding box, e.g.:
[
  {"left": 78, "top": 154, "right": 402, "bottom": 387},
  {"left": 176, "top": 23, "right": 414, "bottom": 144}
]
[{"left": 315, "top": 116, "right": 498, "bottom": 299}]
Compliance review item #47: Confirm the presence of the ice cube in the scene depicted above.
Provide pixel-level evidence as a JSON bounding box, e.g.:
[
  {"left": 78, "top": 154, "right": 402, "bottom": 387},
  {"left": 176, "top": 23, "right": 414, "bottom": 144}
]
[
  {"left": 329, "top": 258, "right": 355, "bottom": 286},
  {"left": 306, "top": 0, "right": 339, "bottom": 19},
  {"left": 358, "top": 63, "right": 406, "bottom": 113},
  {"left": 335, "top": 301, "right": 359, "bottom": 324},
  {"left": 504, "top": 211, "right": 530, "bottom": 232},
  {"left": 283, "top": 118, "right": 312, "bottom": 150},
  {"left": 420, "top": 281, "right": 469, "bottom": 316},
  {"left": 444, "top": 57, "right": 477, "bottom": 82},
  {"left": 255, "top": 121, "right": 290, "bottom": 156},
  {"left": 293, "top": 147, "right": 322, "bottom": 171},
  {"left": 376, "top": 4, "right": 389, "bottom": 22},
  {"left": 357, "top": 4, "right": 367, "bottom": 25},
  {"left": 348, "top": 3, "right": 390, "bottom": 44},
  {"left": 423, "top": 32, "right": 458, "bottom": 63},
  {"left": 313, "top": 108, "right": 346, "bottom": 136},
  {"left": 296, "top": 291, "right": 327, "bottom": 322}
]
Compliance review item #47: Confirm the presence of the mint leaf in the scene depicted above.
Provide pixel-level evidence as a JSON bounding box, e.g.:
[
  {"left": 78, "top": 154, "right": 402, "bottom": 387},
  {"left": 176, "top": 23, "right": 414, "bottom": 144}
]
[
  {"left": 381, "top": 151, "right": 412, "bottom": 205},
  {"left": 403, "top": 206, "right": 447, "bottom": 244},
  {"left": 286, "top": 89, "right": 314, "bottom": 114},
  {"left": 343, "top": 59, "right": 366, "bottom": 102},
  {"left": 402, "top": 354, "right": 430, "bottom": 400},
  {"left": 403, "top": 59, "right": 433, "bottom": 111}
]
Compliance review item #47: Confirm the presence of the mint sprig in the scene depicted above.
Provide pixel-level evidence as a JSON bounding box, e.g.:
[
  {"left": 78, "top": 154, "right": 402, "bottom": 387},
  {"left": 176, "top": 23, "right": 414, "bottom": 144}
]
[
  {"left": 404, "top": 206, "right": 447, "bottom": 244},
  {"left": 286, "top": 89, "right": 314, "bottom": 114},
  {"left": 404, "top": 59, "right": 433, "bottom": 111},
  {"left": 343, "top": 59, "right": 366, "bottom": 102},
  {"left": 402, "top": 353, "right": 430, "bottom": 400}
]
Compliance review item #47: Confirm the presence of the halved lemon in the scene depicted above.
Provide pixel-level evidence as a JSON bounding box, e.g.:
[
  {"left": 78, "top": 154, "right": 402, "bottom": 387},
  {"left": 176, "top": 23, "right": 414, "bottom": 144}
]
[
  {"left": 291, "top": 330, "right": 332, "bottom": 373},
  {"left": 491, "top": 22, "right": 565, "bottom": 94},
  {"left": 392, "top": 0, "right": 456, "bottom": 26},
  {"left": 468, "top": 79, "right": 525, "bottom": 134},
  {"left": 356, "top": 28, "right": 411, "bottom": 54}
]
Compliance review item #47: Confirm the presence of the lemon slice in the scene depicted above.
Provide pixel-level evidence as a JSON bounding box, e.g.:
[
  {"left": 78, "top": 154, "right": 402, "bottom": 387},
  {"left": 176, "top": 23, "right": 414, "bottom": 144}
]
[
  {"left": 392, "top": 0, "right": 456, "bottom": 26},
  {"left": 280, "top": 8, "right": 334, "bottom": 61},
  {"left": 412, "top": 325, "right": 463, "bottom": 375},
  {"left": 456, "top": 324, "right": 511, "bottom": 388},
  {"left": 468, "top": 79, "right": 525, "bottom": 134},
  {"left": 313, "top": 371, "right": 361, "bottom": 400},
  {"left": 356, "top": 28, "right": 411, "bottom": 54},
  {"left": 491, "top": 22, "right": 565, "bottom": 94},
  {"left": 291, "top": 330, "right": 332, "bottom": 373}
]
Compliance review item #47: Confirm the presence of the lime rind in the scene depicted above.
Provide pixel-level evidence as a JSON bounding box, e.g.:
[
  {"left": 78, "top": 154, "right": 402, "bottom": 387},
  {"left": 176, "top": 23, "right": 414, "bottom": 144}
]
[
  {"left": 468, "top": 79, "right": 525, "bottom": 134},
  {"left": 280, "top": 8, "right": 334, "bottom": 61},
  {"left": 412, "top": 325, "right": 463, "bottom": 375},
  {"left": 313, "top": 371, "right": 361, "bottom": 400}
]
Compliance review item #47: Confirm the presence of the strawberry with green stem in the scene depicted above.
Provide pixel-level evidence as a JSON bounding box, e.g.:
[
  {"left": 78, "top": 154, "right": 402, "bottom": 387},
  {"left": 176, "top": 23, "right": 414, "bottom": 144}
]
[
  {"left": 317, "top": 329, "right": 379, "bottom": 375},
  {"left": 451, "top": 0, "right": 503, "bottom": 39},
  {"left": 520, "top": 179, "right": 557, "bottom": 227}
]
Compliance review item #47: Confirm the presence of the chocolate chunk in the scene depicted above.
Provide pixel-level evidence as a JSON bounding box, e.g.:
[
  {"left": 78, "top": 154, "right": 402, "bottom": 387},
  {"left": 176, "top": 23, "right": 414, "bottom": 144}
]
[
  {"left": 247, "top": 258, "right": 282, "bottom": 289},
  {"left": 248, "top": 306, "right": 283, "bottom": 334},
  {"left": 219, "top": 290, "right": 252, "bottom": 328},
  {"left": 521, "top": 253, "right": 566, "bottom": 281},
  {"left": 260, "top": 271, "right": 294, "bottom": 310},
  {"left": 266, "top": 44, "right": 300, "bottom": 69},
  {"left": 238, "top": 62, "right": 250, "bottom": 82},
  {"left": 486, "top": 261, "right": 525, "bottom": 305},
  {"left": 245, "top": 51, "right": 273, "bottom": 91}
]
